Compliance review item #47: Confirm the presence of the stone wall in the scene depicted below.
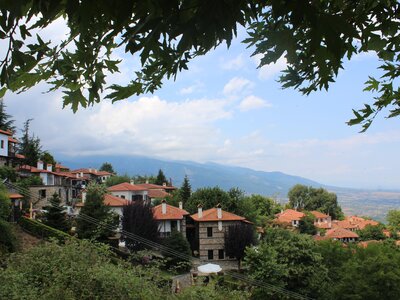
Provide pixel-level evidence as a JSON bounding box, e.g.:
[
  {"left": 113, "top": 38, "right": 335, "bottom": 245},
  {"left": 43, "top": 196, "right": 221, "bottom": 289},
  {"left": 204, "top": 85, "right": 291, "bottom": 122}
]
[
  {"left": 198, "top": 221, "right": 239, "bottom": 261},
  {"left": 29, "top": 185, "right": 72, "bottom": 208}
]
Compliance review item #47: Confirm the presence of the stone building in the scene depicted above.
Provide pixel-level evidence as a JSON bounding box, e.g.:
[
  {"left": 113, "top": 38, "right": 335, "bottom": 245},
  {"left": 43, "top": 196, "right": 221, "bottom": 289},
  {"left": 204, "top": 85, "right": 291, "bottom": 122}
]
[{"left": 189, "top": 204, "right": 249, "bottom": 261}]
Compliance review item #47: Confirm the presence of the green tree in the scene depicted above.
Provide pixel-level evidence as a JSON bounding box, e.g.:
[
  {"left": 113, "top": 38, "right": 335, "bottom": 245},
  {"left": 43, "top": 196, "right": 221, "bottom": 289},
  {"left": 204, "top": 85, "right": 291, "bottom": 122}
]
[
  {"left": 357, "top": 224, "right": 386, "bottom": 241},
  {"left": 244, "top": 227, "right": 328, "bottom": 299},
  {"left": 332, "top": 243, "right": 400, "bottom": 299},
  {"left": 161, "top": 230, "right": 192, "bottom": 272},
  {"left": 105, "top": 174, "right": 131, "bottom": 187},
  {"left": 3, "top": 2, "right": 400, "bottom": 131},
  {"left": 0, "top": 99, "right": 15, "bottom": 133},
  {"left": 179, "top": 175, "right": 191, "bottom": 204},
  {"left": 122, "top": 202, "right": 159, "bottom": 252},
  {"left": 76, "top": 183, "right": 118, "bottom": 242},
  {"left": 155, "top": 169, "right": 168, "bottom": 186},
  {"left": 288, "top": 184, "right": 343, "bottom": 220},
  {"left": 225, "top": 222, "right": 255, "bottom": 269},
  {"left": 0, "top": 239, "right": 169, "bottom": 299},
  {"left": 238, "top": 194, "right": 282, "bottom": 225},
  {"left": 186, "top": 187, "right": 232, "bottom": 214},
  {"left": 298, "top": 212, "right": 317, "bottom": 235},
  {"left": 0, "top": 187, "right": 11, "bottom": 221},
  {"left": 387, "top": 209, "right": 400, "bottom": 230},
  {"left": 0, "top": 219, "right": 18, "bottom": 256},
  {"left": 42, "top": 193, "right": 69, "bottom": 232},
  {"left": 99, "top": 162, "right": 115, "bottom": 174},
  {"left": 18, "top": 119, "right": 42, "bottom": 166},
  {"left": 40, "top": 151, "right": 56, "bottom": 169},
  {"left": 0, "top": 165, "right": 17, "bottom": 181}
]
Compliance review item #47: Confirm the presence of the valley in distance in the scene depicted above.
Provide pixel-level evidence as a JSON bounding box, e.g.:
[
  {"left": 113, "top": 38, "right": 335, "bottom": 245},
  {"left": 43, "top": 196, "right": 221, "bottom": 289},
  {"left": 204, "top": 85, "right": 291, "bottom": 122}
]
[{"left": 59, "top": 154, "right": 400, "bottom": 222}]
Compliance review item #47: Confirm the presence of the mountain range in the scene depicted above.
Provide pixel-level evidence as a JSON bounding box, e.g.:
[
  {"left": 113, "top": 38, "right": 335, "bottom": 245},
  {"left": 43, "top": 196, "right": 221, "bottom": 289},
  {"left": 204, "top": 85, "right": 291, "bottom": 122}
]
[{"left": 57, "top": 154, "right": 400, "bottom": 222}]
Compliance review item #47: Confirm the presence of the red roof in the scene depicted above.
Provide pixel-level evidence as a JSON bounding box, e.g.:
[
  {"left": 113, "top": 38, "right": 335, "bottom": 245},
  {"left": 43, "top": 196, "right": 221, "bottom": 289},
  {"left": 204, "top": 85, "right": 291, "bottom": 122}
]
[
  {"left": 148, "top": 189, "right": 170, "bottom": 199},
  {"left": 9, "top": 193, "right": 23, "bottom": 199},
  {"left": 108, "top": 182, "right": 148, "bottom": 192},
  {"left": 0, "top": 129, "right": 12, "bottom": 136},
  {"left": 15, "top": 154, "right": 25, "bottom": 159},
  {"left": 310, "top": 211, "right": 330, "bottom": 219},
  {"left": 136, "top": 183, "right": 176, "bottom": 190},
  {"left": 325, "top": 227, "right": 359, "bottom": 239},
  {"left": 8, "top": 137, "right": 18, "bottom": 143},
  {"left": 71, "top": 168, "right": 112, "bottom": 176},
  {"left": 76, "top": 194, "right": 128, "bottom": 207},
  {"left": 274, "top": 209, "right": 305, "bottom": 223},
  {"left": 191, "top": 208, "right": 246, "bottom": 222},
  {"left": 153, "top": 203, "right": 189, "bottom": 220}
]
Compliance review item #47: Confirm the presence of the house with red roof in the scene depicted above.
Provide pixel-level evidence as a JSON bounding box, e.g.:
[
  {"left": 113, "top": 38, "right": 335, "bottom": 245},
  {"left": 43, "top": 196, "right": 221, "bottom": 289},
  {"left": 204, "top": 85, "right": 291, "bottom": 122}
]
[
  {"left": 319, "top": 227, "right": 359, "bottom": 243},
  {"left": 0, "top": 129, "right": 24, "bottom": 166},
  {"left": 152, "top": 200, "right": 189, "bottom": 238},
  {"left": 274, "top": 209, "right": 333, "bottom": 230},
  {"left": 71, "top": 168, "right": 112, "bottom": 183},
  {"left": 311, "top": 211, "right": 332, "bottom": 229},
  {"left": 188, "top": 204, "right": 250, "bottom": 261},
  {"left": 75, "top": 193, "right": 129, "bottom": 217},
  {"left": 108, "top": 181, "right": 149, "bottom": 202}
]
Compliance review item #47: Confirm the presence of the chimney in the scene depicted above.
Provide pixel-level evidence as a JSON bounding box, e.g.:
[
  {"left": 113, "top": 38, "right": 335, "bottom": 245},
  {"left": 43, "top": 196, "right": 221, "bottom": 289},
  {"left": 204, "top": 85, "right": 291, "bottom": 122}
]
[
  {"left": 217, "top": 203, "right": 222, "bottom": 219},
  {"left": 145, "top": 179, "right": 149, "bottom": 184},
  {"left": 46, "top": 164, "right": 52, "bottom": 172},
  {"left": 179, "top": 201, "right": 183, "bottom": 210},
  {"left": 130, "top": 180, "right": 135, "bottom": 185},
  {"left": 88, "top": 168, "right": 92, "bottom": 172},
  {"left": 197, "top": 204, "right": 203, "bottom": 218},
  {"left": 82, "top": 191, "right": 87, "bottom": 203},
  {"left": 163, "top": 182, "right": 167, "bottom": 187},
  {"left": 94, "top": 169, "right": 97, "bottom": 173},
  {"left": 75, "top": 173, "right": 79, "bottom": 178},
  {"left": 37, "top": 161, "right": 43, "bottom": 170},
  {"left": 161, "top": 199, "right": 167, "bottom": 214},
  {"left": 80, "top": 172, "right": 83, "bottom": 178}
]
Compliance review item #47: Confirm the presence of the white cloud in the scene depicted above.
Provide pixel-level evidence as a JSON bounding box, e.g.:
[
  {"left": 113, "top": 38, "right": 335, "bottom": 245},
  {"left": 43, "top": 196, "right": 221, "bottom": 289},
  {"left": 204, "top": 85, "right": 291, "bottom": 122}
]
[
  {"left": 238, "top": 95, "right": 272, "bottom": 111},
  {"left": 221, "top": 54, "right": 245, "bottom": 70},
  {"left": 253, "top": 54, "right": 287, "bottom": 80},
  {"left": 223, "top": 77, "right": 254, "bottom": 97},
  {"left": 179, "top": 81, "right": 204, "bottom": 95}
]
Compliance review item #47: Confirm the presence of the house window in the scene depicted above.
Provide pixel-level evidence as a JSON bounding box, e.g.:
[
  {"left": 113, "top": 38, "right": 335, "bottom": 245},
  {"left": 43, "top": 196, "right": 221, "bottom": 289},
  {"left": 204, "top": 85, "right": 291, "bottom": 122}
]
[
  {"left": 171, "top": 220, "right": 177, "bottom": 231},
  {"left": 208, "top": 250, "right": 213, "bottom": 260},
  {"left": 207, "top": 227, "right": 213, "bottom": 237},
  {"left": 120, "top": 195, "right": 125, "bottom": 199},
  {"left": 39, "top": 189, "right": 46, "bottom": 199},
  {"left": 218, "top": 249, "right": 224, "bottom": 260},
  {"left": 0, "top": 140, "right": 4, "bottom": 149}
]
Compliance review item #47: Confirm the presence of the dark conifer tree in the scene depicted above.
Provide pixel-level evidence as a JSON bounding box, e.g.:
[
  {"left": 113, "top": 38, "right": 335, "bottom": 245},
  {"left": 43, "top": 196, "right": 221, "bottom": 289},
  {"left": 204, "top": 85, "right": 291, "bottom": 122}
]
[
  {"left": 0, "top": 99, "right": 15, "bottom": 133},
  {"left": 155, "top": 169, "right": 167, "bottom": 185},
  {"left": 42, "top": 193, "right": 69, "bottom": 232},
  {"left": 225, "top": 222, "right": 255, "bottom": 269},
  {"left": 179, "top": 175, "right": 191, "bottom": 204}
]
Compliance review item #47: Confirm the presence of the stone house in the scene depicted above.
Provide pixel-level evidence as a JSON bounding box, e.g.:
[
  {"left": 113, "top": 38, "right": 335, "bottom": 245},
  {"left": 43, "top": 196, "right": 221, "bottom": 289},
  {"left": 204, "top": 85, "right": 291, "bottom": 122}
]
[
  {"left": 189, "top": 204, "right": 249, "bottom": 261},
  {"left": 152, "top": 200, "right": 189, "bottom": 238}
]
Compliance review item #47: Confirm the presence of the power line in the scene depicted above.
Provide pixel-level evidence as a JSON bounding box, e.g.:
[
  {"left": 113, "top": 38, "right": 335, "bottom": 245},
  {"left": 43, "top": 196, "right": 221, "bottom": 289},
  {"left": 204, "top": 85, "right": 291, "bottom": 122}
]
[{"left": 4, "top": 180, "right": 313, "bottom": 300}]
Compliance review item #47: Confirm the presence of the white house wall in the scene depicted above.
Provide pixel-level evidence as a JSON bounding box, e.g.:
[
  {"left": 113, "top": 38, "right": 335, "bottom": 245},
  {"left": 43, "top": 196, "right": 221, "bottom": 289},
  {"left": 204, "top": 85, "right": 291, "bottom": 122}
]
[{"left": 0, "top": 133, "right": 8, "bottom": 157}]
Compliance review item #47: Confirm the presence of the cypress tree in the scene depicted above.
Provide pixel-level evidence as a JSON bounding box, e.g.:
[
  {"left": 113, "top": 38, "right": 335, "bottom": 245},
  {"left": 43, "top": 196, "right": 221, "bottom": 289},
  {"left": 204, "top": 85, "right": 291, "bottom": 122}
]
[
  {"left": 42, "top": 193, "right": 69, "bottom": 232},
  {"left": 179, "top": 175, "right": 191, "bottom": 204}
]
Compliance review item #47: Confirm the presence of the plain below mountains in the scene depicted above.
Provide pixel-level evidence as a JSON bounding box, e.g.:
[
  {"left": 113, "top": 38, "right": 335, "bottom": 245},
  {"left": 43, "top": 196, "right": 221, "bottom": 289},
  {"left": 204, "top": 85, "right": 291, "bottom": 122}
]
[{"left": 58, "top": 154, "right": 400, "bottom": 222}]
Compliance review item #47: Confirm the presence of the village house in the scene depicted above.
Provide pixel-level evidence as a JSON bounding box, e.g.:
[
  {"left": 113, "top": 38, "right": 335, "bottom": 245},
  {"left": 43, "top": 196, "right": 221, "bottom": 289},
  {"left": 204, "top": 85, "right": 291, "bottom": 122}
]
[
  {"left": 0, "top": 129, "right": 24, "bottom": 166},
  {"left": 71, "top": 168, "right": 112, "bottom": 183},
  {"left": 332, "top": 215, "right": 379, "bottom": 231},
  {"left": 134, "top": 182, "right": 176, "bottom": 203},
  {"left": 108, "top": 181, "right": 149, "bottom": 202},
  {"left": 188, "top": 204, "right": 249, "bottom": 261},
  {"left": 311, "top": 210, "right": 332, "bottom": 229},
  {"left": 152, "top": 200, "right": 189, "bottom": 238},
  {"left": 317, "top": 227, "right": 359, "bottom": 243},
  {"left": 274, "top": 209, "right": 333, "bottom": 229},
  {"left": 75, "top": 192, "right": 128, "bottom": 217}
]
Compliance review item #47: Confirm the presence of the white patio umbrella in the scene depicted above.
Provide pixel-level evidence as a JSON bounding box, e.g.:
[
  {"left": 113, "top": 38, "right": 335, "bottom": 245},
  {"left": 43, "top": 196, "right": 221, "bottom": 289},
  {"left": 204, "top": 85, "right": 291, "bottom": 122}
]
[{"left": 197, "top": 263, "right": 222, "bottom": 274}]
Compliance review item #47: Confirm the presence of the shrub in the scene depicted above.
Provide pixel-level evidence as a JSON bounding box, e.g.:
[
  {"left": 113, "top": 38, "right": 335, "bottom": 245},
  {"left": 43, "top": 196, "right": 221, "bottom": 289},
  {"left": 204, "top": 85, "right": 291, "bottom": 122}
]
[
  {"left": 18, "top": 216, "right": 70, "bottom": 243},
  {"left": 0, "top": 219, "right": 18, "bottom": 255}
]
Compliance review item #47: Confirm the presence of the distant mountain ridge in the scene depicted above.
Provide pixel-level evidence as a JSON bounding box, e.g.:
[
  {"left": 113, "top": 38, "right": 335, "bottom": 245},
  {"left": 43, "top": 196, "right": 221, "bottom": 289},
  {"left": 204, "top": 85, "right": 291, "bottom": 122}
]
[{"left": 57, "top": 154, "right": 322, "bottom": 197}]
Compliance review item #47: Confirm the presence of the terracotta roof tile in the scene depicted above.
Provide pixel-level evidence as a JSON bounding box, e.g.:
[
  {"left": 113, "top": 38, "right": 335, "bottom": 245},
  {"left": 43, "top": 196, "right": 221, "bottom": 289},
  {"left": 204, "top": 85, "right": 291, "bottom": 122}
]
[
  {"left": 9, "top": 193, "right": 23, "bottom": 199},
  {"left": 136, "top": 183, "right": 176, "bottom": 190},
  {"left": 108, "top": 182, "right": 148, "bottom": 191},
  {"left": 191, "top": 208, "right": 246, "bottom": 222},
  {"left": 153, "top": 203, "right": 189, "bottom": 220},
  {"left": 76, "top": 194, "right": 128, "bottom": 207},
  {"left": 325, "top": 227, "right": 359, "bottom": 239},
  {"left": 148, "top": 189, "right": 170, "bottom": 198},
  {"left": 310, "top": 211, "right": 330, "bottom": 219},
  {"left": 0, "top": 129, "right": 12, "bottom": 136},
  {"left": 274, "top": 209, "right": 305, "bottom": 223},
  {"left": 8, "top": 137, "right": 18, "bottom": 143}
]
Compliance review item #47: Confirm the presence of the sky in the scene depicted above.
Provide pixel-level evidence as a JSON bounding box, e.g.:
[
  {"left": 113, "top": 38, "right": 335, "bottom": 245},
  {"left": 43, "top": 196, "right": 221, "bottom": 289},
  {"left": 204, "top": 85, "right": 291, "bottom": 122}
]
[{"left": 2, "top": 20, "right": 400, "bottom": 190}]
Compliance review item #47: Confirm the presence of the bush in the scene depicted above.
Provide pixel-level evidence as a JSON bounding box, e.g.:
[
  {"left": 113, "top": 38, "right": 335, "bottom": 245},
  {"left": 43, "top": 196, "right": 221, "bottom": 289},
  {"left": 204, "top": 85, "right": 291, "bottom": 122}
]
[
  {"left": 162, "top": 230, "right": 192, "bottom": 272},
  {"left": 0, "top": 165, "right": 17, "bottom": 181},
  {"left": 18, "top": 216, "right": 70, "bottom": 243},
  {"left": 0, "top": 219, "right": 18, "bottom": 255}
]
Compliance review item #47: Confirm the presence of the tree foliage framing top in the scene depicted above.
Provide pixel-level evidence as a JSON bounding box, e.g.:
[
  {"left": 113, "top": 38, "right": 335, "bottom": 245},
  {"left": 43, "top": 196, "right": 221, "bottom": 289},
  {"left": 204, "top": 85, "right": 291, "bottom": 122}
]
[{"left": 1, "top": 1, "right": 400, "bottom": 131}]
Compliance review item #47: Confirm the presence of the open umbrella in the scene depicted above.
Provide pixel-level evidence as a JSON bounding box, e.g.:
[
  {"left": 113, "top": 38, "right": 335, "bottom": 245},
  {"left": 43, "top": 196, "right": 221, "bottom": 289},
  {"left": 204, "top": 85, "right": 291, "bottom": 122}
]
[{"left": 197, "top": 263, "right": 222, "bottom": 274}]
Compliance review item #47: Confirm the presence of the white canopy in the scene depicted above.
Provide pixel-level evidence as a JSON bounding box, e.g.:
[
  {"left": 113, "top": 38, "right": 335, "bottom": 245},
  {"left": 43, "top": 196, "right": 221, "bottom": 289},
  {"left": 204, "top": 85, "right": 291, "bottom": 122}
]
[{"left": 197, "top": 263, "right": 222, "bottom": 274}]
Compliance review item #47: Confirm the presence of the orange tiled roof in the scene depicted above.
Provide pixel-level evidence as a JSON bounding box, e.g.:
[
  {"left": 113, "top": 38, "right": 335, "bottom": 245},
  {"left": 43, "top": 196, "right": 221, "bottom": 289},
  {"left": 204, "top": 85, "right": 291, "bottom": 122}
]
[
  {"left": 332, "top": 219, "right": 358, "bottom": 230},
  {"left": 71, "top": 168, "right": 112, "bottom": 176},
  {"left": 274, "top": 209, "right": 305, "bottom": 223},
  {"left": 76, "top": 194, "right": 128, "bottom": 207},
  {"left": 315, "top": 222, "right": 332, "bottom": 229},
  {"left": 15, "top": 154, "right": 25, "bottom": 159},
  {"left": 148, "top": 189, "right": 170, "bottom": 199},
  {"left": 191, "top": 208, "right": 246, "bottom": 222},
  {"left": 8, "top": 137, "right": 18, "bottom": 143},
  {"left": 108, "top": 182, "right": 148, "bottom": 192},
  {"left": 153, "top": 203, "right": 189, "bottom": 220},
  {"left": 325, "top": 227, "right": 359, "bottom": 239},
  {"left": 310, "top": 211, "right": 330, "bottom": 219},
  {"left": 9, "top": 193, "right": 23, "bottom": 199},
  {"left": 136, "top": 183, "right": 176, "bottom": 190},
  {"left": 0, "top": 129, "right": 12, "bottom": 136}
]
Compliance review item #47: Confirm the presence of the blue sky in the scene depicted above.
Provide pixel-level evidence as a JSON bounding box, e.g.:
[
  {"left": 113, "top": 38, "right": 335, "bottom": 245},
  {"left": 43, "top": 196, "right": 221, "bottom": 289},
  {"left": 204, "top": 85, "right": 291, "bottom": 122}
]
[{"left": 2, "top": 23, "right": 400, "bottom": 190}]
